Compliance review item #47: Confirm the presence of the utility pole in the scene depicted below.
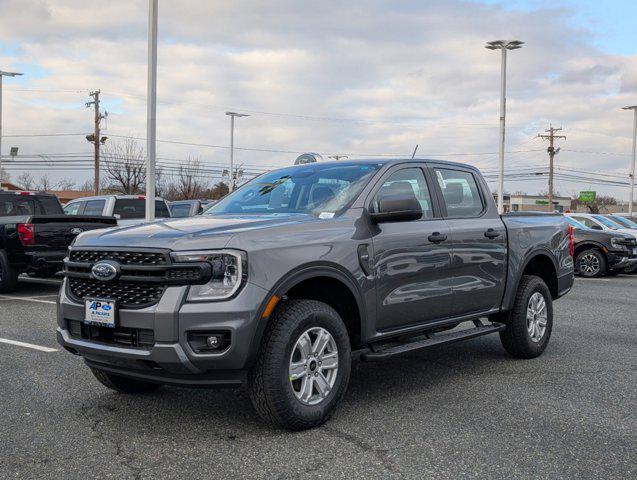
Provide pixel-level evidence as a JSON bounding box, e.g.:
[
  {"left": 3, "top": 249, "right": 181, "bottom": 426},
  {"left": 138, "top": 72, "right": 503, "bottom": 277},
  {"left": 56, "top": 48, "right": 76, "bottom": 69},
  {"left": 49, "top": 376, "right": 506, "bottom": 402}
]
[
  {"left": 0, "top": 70, "right": 23, "bottom": 190},
  {"left": 622, "top": 106, "right": 637, "bottom": 215},
  {"left": 86, "top": 90, "right": 107, "bottom": 195},
  {"left": 538, "top": 125, "right": 566, "bottom": 212}
]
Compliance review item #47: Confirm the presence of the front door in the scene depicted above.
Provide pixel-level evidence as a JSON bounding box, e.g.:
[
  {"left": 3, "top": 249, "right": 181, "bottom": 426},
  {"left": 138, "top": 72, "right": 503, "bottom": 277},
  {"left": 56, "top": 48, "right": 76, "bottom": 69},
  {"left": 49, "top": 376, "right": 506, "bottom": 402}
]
[
  {"left": 431, "top": 166, "right": 507, "bottom": 316},
  {"left": 370, "top": 166, "right": 454, "bottom": 331}
]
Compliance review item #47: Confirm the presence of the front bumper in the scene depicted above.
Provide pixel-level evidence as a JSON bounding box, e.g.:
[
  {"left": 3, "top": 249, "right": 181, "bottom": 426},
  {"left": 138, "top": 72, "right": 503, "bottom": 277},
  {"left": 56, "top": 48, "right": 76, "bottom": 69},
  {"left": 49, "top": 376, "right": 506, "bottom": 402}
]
[
  {"left": 608, "top": 250, "right": 637, "bottom": 270},
  {"left": 56, "top": 278, "right": 269, "bottom": 386}
]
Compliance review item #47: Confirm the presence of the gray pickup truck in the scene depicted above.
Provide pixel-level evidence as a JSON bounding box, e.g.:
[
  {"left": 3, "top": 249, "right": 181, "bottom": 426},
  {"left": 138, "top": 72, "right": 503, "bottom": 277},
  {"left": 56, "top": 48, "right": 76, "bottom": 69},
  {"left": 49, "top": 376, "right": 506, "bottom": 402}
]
[{"left": 57, "top": 159, "right": 574, "bottom": 430}]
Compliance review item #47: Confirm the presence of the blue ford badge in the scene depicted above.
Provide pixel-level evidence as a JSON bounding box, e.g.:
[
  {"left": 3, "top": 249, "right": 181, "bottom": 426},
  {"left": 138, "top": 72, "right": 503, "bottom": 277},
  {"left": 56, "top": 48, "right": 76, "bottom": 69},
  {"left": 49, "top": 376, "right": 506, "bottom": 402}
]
[{"left": 91, "top": 261, "right": 119, "bottom": 281}]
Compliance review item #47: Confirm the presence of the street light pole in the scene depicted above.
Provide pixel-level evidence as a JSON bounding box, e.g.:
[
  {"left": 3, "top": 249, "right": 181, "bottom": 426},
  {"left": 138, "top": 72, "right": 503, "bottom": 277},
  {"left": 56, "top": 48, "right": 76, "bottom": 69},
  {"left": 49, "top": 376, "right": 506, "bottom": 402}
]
[
  {"left": 225, "top": 112, "right": 249, "bottom": 192},
  {"left": 0, "top": 70, "right": 23, "bottom": 190},
  {"left": 145, "top": 0, "right": 158, "bottom": 221},
  {"left": 623, "top": 106, "right": 637, "bottom": 215},
  {"left": 485, "top": 40, "right": 524, "bottom": 214}
]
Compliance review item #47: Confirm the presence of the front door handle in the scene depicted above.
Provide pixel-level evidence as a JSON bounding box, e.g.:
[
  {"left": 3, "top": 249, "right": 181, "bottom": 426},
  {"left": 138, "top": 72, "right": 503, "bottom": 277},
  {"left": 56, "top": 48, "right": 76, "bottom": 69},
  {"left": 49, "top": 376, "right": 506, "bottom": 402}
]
[
  {"left": 484, "top": 228, "right": 501, "bottom": 239},
  {"left": 428, "top": 232, "right": 448, "bottom": 243}
]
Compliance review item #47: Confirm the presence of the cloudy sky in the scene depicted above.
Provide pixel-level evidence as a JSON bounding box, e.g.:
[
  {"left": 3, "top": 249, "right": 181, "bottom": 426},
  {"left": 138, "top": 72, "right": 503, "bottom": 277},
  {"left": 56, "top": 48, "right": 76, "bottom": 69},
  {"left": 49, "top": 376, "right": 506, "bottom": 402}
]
[{"left": 0, "top": 0, "right": 636, "bottom": 199}]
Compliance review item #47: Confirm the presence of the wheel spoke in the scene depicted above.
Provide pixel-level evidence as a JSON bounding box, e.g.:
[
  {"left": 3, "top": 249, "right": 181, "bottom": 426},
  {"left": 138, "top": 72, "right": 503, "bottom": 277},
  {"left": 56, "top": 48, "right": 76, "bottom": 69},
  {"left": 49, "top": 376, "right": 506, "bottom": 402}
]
[
  {"left": 313, "top": 329, "right": 330, "bottom": 356},
  {"left": 289, "top": 361, "right": 306, "bottom": 381},
  {"left": 314, "top": 372, "right": 331, "bottom": 398},
  {"left": 297, "top": 333, "right": 312, "bottom": 358},
  {"left": 321, "top": 352, "right": 338, "bottom": 370},
  {"left": 299, "top": 376, "right": 314, "bottom": 402}
]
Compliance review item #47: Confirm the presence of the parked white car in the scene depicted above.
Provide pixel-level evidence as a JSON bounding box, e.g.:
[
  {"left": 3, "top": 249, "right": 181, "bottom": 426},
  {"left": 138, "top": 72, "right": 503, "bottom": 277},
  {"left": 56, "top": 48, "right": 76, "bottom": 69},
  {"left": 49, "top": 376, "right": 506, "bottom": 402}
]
[
  {"left": 63, "top": 195, "right": 171, "bottom": 226},
  {"left": 566, "top": 213, "right": 637, "bottom": 240}
]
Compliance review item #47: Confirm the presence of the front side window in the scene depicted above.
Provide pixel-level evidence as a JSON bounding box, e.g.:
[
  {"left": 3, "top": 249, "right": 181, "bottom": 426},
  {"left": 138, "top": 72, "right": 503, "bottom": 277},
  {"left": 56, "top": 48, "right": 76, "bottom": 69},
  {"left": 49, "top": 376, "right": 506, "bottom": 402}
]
[
  {"left": 113, "top": 199, "right": 170, "bottom": 219},
  {"left": 571, "top": 216, "right": 599, "bottom": 229},
  {"left": 170, "top": 203, "right": 193, "bottom": 218},
  {"left": 205, "top": 162, "right": 381, "bottom": 216},
  {"left": 372, "top": 168, "right": 434, "bottom": 218},
  {"left": 435, "top": 168, "right": 484, "bottom": 218},
  {"left": 64, "top": 202, "right": 81, "bottom": 215}
]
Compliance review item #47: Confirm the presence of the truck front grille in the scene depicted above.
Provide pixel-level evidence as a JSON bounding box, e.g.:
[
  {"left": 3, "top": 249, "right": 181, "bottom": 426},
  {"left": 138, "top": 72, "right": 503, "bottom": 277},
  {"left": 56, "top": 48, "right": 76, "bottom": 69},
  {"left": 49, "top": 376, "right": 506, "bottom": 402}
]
[
  {"left": 64, "top": 248, "right": 211, "bottom": 309},
  {"left": 67, "top": 320, "right": 155, "bottom": 349},
  {"left": 68, "top": 277, "right": 165, "bottom": 308}
]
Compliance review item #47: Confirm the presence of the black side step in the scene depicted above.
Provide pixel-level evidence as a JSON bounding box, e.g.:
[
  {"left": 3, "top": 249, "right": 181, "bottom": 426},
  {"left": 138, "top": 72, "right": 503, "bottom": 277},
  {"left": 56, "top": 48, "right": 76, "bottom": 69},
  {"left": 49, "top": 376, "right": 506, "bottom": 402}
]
[{"left": 360, "top": 322, "right": 505, "bottom": 361}]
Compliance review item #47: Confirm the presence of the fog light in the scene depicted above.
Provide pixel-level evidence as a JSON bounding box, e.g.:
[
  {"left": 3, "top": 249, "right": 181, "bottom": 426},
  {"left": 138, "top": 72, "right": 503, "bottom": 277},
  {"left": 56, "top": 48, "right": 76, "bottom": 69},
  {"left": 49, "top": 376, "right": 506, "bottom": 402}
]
[{"left": 206, "top": 335, "right": 221, "bottom": 349}]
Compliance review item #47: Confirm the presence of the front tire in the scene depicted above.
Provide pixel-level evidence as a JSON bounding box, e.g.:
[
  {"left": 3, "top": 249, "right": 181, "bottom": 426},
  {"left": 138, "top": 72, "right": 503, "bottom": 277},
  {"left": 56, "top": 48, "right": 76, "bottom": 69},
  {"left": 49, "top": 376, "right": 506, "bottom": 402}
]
[
  {"left": 248, "top": 299, "right": 351, "bottom": 430},
  {"left": 499, "top": 275, "right": 553, "bottom": 359},
  {"left": 575, "top": 249, "right": 607, "bottom": 278},
  {"left": 90, "top": 368, "right": 161, "bottom": 394}
]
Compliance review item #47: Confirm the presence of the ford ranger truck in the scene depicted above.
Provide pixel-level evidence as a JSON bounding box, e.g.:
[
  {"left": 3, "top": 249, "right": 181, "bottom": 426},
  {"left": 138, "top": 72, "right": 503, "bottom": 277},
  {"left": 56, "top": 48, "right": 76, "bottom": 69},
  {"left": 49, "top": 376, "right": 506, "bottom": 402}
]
[{"left": 57, "top": 159, "right": 574, "bottom": 430}]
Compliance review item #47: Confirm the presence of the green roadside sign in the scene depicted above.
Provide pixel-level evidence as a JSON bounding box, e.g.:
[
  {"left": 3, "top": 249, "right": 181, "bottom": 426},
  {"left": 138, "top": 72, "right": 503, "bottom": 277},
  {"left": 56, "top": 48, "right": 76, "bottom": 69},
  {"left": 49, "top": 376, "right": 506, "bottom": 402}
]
[{"left": 579, "top": 191, "right": 596, "bottom": 203}]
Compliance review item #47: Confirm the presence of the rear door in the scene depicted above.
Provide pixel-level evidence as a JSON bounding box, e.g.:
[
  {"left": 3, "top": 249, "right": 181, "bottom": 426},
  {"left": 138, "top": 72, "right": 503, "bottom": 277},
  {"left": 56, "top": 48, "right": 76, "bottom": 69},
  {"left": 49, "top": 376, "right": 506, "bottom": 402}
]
[
  {"left": 430, "top": 165, "right": 507, "bottom": 316},
  {"left": 369, "top": 164, "right": 454, "bottom": 331}
]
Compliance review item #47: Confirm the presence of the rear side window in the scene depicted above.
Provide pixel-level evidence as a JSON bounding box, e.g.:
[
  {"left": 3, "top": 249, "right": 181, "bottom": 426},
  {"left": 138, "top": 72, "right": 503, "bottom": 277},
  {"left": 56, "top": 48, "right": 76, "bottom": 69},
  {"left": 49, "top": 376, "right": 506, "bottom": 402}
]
[
  {"left": 113, "top": 199, "right": 170, "bottom": 219},
  {"left": 372, "top": 168, "right": 434, "bottom": 218},
  {"left": 83, "top": 200, "right": 106, "bottom": 216},
  {"left": 434, "top": 168, "right": 484, "bottom": 218}
]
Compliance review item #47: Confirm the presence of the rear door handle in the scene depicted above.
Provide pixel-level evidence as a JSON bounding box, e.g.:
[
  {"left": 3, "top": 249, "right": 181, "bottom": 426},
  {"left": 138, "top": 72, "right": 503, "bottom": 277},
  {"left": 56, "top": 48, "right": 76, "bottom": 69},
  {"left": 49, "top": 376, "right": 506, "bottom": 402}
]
[
  {"left": 484, "top": 228, "right": 501, "bottom": 239},
  {"left": 428, "top": 232, "right": 448, "bottom": 243}
]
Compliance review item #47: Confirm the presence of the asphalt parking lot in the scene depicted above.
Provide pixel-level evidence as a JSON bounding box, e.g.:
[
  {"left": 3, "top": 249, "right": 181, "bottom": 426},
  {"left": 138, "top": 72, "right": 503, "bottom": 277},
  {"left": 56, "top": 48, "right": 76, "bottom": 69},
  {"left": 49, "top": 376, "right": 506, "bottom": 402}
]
[{"left": 0, "top": 276, "right": 635, "bottom": 479}]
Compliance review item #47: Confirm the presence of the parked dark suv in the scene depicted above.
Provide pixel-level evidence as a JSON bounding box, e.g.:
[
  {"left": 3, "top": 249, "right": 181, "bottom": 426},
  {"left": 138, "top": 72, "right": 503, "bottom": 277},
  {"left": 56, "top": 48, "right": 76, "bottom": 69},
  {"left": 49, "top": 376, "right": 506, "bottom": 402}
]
[{"left": 57, "top": 159, "right": 573, "bottom": 430}]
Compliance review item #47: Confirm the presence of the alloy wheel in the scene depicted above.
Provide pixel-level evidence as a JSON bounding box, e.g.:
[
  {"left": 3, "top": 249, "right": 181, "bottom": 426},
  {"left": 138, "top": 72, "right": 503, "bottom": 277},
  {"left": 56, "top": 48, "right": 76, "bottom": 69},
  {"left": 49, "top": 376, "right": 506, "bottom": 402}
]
[
  {"left": 579, "top": 253, "right": 600, "bottom": 275},
  {"left": 526, "top": 292, "right": 548, "bottom": 343},
  {"left": 288, "top": 327, "right": 339, "bottom": 406}
]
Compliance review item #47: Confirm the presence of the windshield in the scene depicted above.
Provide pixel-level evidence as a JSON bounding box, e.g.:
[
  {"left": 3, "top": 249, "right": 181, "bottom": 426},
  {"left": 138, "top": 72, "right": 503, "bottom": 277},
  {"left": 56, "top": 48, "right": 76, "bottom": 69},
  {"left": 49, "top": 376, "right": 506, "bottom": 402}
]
[
  {"left": 205, "top": 162, "right": 381, "bottom": 216},
  {"left": 565, "top": 216, "right": 589, "bottom": 230},
  {"left": 609, "top": 215, "right": 637, "bottom": 228},
  {"left": 593, "top": 215, "right": 622, "bottom": 229}
]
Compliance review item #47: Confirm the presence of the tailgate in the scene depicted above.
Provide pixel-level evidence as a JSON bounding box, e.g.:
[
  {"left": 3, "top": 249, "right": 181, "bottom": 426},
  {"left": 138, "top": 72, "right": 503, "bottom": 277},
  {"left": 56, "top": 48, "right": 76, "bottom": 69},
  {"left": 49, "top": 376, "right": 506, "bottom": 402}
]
[{"left": 29, "top": 215, "right": 117, "bottom": 249}]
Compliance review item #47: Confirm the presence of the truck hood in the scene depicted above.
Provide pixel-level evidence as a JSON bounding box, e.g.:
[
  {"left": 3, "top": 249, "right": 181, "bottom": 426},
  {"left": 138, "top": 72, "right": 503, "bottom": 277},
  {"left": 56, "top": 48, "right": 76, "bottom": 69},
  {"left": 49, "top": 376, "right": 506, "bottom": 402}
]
[{"left": 75, "top": 213, "right": 317, "bottom": 250}]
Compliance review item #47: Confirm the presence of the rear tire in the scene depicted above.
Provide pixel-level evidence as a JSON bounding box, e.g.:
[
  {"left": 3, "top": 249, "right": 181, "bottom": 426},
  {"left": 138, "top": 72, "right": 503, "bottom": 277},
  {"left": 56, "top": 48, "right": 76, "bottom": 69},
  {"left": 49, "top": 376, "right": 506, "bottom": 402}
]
[
  {"left": 90, "top": 368, "right": 161, "bottom": 394},
  {"left": 499, "top": 275, "right": 553, "bottom": 359},
  {"left": 248, "top": 299, "right": 351, "bottom": 431},
  {"left": 0, "top": 250, "right": 18, "bottom": 293},
  {"left": 575, "top": 249, "right": 607, "bottom": 278}
]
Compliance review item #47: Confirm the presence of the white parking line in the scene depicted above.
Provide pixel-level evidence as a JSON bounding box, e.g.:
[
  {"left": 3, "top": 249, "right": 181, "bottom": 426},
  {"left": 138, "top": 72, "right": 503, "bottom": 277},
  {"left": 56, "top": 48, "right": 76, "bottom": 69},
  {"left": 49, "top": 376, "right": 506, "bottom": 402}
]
[
  {"left": 0, "top": 338, "right": 59, "bottom": 352},
  {"left": 0, "top": 295, "right": 56, "bottom": 304}
]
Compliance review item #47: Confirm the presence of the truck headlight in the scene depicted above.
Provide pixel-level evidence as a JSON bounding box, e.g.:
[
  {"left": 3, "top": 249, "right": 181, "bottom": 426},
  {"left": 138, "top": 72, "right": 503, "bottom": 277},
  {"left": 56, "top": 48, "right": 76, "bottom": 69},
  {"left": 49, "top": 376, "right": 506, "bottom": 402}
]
[
  {"left": 610, "top": 238, "right": 627, "bottom": 250},
  {"left": 171, "top": 250, "right": 246, "bottom": 301}
]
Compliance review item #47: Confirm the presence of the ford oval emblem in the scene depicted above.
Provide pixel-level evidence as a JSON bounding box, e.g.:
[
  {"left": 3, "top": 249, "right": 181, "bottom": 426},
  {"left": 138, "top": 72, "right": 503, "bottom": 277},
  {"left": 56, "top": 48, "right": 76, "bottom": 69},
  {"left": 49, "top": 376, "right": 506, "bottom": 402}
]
[
  {"left": 70, "top": 227, "right": 84, "bottom": 235},
  {"left": 91, "top": 261, "right": 119, "bottom": 282}
]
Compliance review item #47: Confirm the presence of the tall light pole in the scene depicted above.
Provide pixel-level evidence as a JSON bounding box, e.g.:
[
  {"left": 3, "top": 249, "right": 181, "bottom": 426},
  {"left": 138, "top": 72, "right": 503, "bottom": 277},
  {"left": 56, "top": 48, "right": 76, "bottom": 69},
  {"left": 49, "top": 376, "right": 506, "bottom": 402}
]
[
  {"left": 145, "top": 0, "right": 158, "bottom": 221},
  {"left": 485, "top": 40, "right": 524, "bottom": 214},
  {"left": 622, "top": 106, "right": 637, "bottom": 215},
  {"left": 225, "top": 111, "right": 249, "bottom": 192},
  {"left": 0, "top": 70, "right": 23, "bottom": 190}
]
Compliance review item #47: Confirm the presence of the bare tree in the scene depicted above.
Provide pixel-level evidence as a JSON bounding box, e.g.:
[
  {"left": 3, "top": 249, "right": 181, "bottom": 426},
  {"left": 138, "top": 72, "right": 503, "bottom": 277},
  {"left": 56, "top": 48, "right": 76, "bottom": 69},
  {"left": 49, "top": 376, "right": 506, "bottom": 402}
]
[
  {"left": 103, "top": 137, "right": 146, "bottom": 194},
  {"left": 56, "top": 177, "right": 77, "bottom": 190},
  {"left": 79, "top": 177, "right": 108, "bottom": 193},
  {"left": 174, "top": 156, "right": 210, "bottom": 200},
  {"left": 16, "top": 172, "right": 35, "bottom": 190},
  {"left": 35, "top": 174, "right": 55, "bottom": 192}
]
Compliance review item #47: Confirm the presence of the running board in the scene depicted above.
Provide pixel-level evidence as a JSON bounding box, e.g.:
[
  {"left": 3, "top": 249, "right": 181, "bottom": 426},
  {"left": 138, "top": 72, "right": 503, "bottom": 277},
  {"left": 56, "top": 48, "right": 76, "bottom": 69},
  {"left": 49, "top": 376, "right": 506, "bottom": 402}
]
[{"left": 360, "top": 322, "right": 505, "bottom": 361}]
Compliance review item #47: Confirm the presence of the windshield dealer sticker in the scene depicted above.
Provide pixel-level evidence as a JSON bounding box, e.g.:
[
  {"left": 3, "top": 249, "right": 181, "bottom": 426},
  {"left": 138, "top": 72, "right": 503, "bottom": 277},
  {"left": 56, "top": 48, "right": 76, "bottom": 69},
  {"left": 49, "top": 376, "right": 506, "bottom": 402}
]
[{"left": 319, "top": 212, "right": 335, "bottom": 219}]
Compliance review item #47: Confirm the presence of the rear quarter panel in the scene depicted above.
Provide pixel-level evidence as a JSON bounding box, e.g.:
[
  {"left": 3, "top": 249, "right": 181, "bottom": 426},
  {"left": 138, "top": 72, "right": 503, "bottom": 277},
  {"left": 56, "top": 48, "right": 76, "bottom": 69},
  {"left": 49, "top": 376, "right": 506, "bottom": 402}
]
[{"left": 500, "top": 213, "right": 574, "bottom": 311}]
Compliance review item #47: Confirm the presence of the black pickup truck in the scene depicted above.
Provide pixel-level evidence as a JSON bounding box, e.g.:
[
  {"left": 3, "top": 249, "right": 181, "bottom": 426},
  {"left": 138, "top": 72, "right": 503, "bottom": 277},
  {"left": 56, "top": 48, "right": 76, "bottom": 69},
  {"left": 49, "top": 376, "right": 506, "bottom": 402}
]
[
  {"left": 57, "top": 159, "right": 574, "bottom": 430},
  {"left": 0, "top": 191, "right": 117, "bottom": 292}
]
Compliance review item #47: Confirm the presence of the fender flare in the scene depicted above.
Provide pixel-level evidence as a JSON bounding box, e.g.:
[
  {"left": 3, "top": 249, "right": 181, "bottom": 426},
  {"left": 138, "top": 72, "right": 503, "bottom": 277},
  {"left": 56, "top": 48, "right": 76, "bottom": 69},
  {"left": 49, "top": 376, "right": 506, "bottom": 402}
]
[
  {"left": 502, "top": 248, "right": 559, "bottom": 311},
  {"left": 244, "top": 262, "right": 367, "bottom": 367}
]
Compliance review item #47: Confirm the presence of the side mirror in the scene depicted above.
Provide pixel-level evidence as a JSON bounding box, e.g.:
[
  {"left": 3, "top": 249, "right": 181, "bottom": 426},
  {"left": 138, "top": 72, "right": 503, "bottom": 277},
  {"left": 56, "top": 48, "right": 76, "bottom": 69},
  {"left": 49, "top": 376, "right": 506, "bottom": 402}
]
[
  {"left": 590, "top": 224, "right": 603, "bottom": 230},
  {"left": 370, "top": 195, "right": 422, "bottom": 223},
  {"left": 113, "top": 214, "right": 121, "bottom": 220}
]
